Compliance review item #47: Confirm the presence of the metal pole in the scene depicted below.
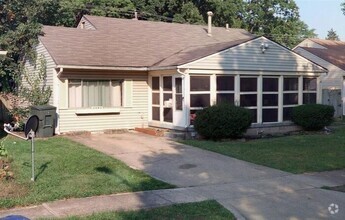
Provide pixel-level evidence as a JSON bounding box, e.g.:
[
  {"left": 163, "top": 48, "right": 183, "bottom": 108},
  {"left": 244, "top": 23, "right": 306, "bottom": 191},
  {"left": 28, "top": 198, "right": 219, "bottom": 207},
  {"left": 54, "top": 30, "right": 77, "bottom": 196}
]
[{"left": 30, "top": 131, "right": 35, "bottom": 181}]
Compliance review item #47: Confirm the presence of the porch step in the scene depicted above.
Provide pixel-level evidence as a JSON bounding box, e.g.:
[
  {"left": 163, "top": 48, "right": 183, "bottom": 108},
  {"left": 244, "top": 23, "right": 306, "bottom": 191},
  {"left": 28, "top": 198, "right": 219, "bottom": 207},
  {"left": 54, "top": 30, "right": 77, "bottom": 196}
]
[{"left": 134, "top": 127, "right": 186, "bottom": 139}]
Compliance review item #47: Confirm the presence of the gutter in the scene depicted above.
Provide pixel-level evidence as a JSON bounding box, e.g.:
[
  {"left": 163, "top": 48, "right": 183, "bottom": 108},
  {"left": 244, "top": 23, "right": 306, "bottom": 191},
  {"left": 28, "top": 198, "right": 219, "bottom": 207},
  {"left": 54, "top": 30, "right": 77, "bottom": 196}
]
[
  {"left": 56, "top": 65, "right": 148, "bottom": 71},
  {"left": 56, "top": 65, "right": 182, "bottom": 72}
]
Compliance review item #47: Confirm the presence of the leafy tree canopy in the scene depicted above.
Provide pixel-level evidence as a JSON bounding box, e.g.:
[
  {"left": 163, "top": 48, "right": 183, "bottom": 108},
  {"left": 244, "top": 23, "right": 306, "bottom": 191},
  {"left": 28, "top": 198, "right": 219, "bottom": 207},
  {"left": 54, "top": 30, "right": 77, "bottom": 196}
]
[
  {"left": 326, "top": 28, "right": 340, "bottom": 41},
  {"left": 342, "top": 1, "right": 345, "bottom": 15},
  {"left": 0, "top": 0, "right": 47, "bottom": 92}
]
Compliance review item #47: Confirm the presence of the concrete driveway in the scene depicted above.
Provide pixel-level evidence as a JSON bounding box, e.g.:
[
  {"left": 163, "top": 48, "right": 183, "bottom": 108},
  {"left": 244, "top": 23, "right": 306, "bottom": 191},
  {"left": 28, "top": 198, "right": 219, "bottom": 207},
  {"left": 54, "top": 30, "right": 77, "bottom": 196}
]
[{"left": 68, "top": 131, "right": 345, "bottom": 220}]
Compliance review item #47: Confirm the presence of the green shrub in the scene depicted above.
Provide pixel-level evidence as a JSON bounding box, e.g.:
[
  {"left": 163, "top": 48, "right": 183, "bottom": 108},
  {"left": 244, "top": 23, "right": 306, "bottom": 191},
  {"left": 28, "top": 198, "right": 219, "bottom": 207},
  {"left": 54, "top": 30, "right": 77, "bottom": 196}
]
[
  {"left": 194, "top": 104, "right": 252, "bottom": 140},
  {"left": 292, "top": 104, "right": 334, "bottom": 131}
]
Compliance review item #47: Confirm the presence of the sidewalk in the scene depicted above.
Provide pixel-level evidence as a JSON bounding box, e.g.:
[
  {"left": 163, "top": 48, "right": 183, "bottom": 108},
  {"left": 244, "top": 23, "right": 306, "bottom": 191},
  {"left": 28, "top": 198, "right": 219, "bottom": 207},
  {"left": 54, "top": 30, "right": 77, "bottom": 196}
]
[{"left": 0, "top": 188, "right": 208, "bottom": 219}]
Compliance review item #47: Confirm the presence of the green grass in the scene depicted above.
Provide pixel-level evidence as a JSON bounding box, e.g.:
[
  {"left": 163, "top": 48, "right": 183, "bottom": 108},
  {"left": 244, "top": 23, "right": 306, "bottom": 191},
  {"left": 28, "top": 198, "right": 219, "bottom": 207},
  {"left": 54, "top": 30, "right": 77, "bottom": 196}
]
[
  {"left": 182, "top": 127, "right": 345, "bottom": 174},
  {"left": 49, "top": 200, "right": 235, "bottom": 220},
  {"left": 0, "top": 136, "right": 173, "bottom": 209}
]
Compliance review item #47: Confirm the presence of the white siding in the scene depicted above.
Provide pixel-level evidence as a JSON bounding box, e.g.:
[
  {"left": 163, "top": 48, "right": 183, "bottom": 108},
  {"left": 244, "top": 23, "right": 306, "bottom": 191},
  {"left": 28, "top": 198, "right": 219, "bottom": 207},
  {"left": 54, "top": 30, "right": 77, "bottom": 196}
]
[
  {"left": 58, "top": 72, "right": 148, "bottom": 133},
  {"left": 294, "top": 47, "right": 344, "bottom": 90},
  {"left": 24, "top": 41, "right": 56, "bottom": 104},
  {"left": 77, "top": 17, "right": 96, "bottom": 30},
  {"left": 180, "top": 37, "right": 325, "bottom": 73},
  {"left": 295, "top": 39, "right": 327, "bottom": 49}
]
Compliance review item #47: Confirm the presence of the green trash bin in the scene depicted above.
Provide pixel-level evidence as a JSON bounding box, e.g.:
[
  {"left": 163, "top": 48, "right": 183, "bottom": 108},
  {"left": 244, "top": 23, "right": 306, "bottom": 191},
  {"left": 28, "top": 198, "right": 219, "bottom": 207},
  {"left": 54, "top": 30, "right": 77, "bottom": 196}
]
[{"left": 30, "top": 105, "right": 57, "bottom": 138}]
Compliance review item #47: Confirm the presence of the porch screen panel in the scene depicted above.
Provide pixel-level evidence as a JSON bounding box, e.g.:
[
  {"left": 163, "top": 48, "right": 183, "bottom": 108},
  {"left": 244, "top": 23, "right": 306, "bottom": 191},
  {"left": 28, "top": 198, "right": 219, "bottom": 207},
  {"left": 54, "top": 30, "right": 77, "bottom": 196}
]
[
  {"left": 175, "top": 78, "right": 183, "bottom": 111},
  {"left": 283, "top": 77, "right": 299, "bottom": 121},
  {"left": 303, "top": 77, "right": 317, "bottom": 104},
  {"left": 163, "top": 76, "right": 173, "bottom": 122},
  {"left": 240, "top": 76, "right": 257, "bottom": 123},
  {"left": 152, "top": 77, "right": 160, "bottom": 121},
  {"left": 190, "top": 76, "right": 211, "bottom": 124},
  {"left": 216, "top": 76, "right": 234, "bottom": 105},
  {"left": 262, "top": 77, "right": 279, "bottom": 123}
]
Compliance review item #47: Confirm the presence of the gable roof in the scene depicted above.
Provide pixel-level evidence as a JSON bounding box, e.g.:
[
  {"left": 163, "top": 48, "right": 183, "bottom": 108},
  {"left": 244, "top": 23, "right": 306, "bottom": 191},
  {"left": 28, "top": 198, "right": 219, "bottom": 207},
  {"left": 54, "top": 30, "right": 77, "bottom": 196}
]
[
  {"left": 39, "top": 15, "right": 255, "bottom": 69},
  {"left": 296, "top": 38, "right": 345, "bottom": 71}
]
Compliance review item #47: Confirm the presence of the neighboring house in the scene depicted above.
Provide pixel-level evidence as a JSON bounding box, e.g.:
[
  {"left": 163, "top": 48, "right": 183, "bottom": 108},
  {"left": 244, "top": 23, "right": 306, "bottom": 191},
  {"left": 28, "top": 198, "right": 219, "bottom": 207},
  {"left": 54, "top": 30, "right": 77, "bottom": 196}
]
[
  {"left": 294, "top": 39, "right": 345, "bottom": 117},
  {"left": 28, "top": 15, "right": 326, "bottom": 134}
]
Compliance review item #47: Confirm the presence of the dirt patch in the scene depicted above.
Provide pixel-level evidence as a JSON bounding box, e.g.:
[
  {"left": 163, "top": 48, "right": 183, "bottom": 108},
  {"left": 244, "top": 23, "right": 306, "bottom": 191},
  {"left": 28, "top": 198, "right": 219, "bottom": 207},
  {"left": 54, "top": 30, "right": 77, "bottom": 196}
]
[{"left": 0, "top": 181, "right": 28, "bottom": 198}]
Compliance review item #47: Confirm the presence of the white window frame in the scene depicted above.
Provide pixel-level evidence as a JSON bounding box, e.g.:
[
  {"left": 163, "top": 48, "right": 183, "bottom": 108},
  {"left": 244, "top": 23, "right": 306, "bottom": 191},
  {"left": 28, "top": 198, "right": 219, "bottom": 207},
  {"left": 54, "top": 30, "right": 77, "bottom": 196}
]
[
  {"left": 262, "top": 76, "right": 279, "bottom": 123},
  {"left": 239, "top": 75, "right": 258, "bottom": 123},
  {"left": 302, "top": 77, "right": 317, "bottom": 104},
  {"left": 68, "top": 79, "right": 122, "bottom": 109},
  {"left": 216, "top": 75, "right": 235, "bottom": 105}
]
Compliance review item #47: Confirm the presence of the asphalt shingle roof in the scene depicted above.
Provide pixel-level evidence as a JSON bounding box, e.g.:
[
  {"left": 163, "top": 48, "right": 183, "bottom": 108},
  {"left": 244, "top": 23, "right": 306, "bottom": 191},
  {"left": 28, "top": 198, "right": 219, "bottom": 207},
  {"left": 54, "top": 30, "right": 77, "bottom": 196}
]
[
  {"left": 40, "top": 15, "right": 255, "bottom": 69},
  {"left": 299, "top": 39, "right": 345, "bottom": 71}
]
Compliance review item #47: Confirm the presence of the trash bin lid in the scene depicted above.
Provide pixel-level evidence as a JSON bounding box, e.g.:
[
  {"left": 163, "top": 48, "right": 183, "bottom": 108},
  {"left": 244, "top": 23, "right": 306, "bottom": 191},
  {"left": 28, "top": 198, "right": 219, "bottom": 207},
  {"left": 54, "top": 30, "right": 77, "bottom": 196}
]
[
  {"left": 0, "top": 215, "right": 30, "bottom": 220},
  {"left": 30, "top": 105, "right": 56, "bottom": 111}
]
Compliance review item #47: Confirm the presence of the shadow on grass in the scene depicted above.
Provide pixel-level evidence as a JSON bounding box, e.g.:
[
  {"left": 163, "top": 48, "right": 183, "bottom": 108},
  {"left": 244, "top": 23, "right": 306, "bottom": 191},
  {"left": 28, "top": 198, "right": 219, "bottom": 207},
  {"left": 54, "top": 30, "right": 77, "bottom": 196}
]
[
  {"left": 35, "top": 161, "right": 52, "bottom": 180},
  {"left": 95, "top": 166, "right": 113, "bottom": 174}
]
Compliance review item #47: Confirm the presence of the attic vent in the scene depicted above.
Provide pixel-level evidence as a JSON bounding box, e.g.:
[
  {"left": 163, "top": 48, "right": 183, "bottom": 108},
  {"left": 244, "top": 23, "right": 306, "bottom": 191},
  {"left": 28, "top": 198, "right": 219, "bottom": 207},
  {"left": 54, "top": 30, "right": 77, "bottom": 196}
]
[
  {"left": 132, "top": 11, "right": 138, "bottom": 20},
  {"left": 81, "top": 21, "right": 85, "bottom": 29}
]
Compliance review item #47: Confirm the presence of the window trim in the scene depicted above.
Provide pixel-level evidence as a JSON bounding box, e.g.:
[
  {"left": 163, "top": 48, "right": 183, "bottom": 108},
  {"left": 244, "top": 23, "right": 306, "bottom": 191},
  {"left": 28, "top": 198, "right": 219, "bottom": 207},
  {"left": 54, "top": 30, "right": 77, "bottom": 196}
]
[{"left": 68, "top": 79, "right": 123, "bottom": 110}]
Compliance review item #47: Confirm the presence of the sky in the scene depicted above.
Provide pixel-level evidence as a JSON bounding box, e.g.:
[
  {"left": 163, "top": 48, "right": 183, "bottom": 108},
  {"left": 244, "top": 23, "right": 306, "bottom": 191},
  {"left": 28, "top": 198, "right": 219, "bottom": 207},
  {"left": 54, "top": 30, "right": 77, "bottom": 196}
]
[{"left": 295, "top": 0, "right": 345, "bottom": 40}]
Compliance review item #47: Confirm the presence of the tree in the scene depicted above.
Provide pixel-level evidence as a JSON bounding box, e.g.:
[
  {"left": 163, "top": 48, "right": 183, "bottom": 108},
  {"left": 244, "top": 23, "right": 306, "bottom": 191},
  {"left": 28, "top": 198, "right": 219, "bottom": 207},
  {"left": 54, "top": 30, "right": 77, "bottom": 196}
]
[
  {"left": 56, "top": 0, "right": 135, "bottom": 27},
  {"left": 0, "top": 0, "right": 46, "bottom": 92},
  {"left": 244, "top": 0, "right": 315, "bottom": 48},
  {"left": 326, "top": 28, "right": 340, "bottom": 41},
  {"left": 342, "top": 1, "right": 345, "bottom": 15}
]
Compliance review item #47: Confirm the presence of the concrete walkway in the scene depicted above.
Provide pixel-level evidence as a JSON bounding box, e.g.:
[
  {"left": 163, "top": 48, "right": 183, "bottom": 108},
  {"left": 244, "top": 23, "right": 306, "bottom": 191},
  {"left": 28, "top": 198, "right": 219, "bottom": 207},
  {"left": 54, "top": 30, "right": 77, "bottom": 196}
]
[{"left": 1, "top": 131, "right": 344, "bottom": 219}]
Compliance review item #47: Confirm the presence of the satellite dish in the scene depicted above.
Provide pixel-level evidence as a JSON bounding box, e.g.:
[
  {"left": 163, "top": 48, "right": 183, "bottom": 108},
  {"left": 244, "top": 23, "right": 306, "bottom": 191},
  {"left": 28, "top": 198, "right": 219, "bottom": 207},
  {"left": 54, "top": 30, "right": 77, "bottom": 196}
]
[{"left": 24, "top": 115, "right": 39, "bottom": 138}]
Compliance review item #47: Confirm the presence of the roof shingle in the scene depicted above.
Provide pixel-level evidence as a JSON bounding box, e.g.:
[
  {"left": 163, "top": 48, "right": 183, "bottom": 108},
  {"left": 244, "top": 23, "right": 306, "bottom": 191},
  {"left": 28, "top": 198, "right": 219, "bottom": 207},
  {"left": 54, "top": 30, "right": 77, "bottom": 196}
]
[
  {"left": 299, "top": 39, "right": 345, "bottom": 71},
  {"left": 39, "top": 15, "right": 255, "bottom": 68}
]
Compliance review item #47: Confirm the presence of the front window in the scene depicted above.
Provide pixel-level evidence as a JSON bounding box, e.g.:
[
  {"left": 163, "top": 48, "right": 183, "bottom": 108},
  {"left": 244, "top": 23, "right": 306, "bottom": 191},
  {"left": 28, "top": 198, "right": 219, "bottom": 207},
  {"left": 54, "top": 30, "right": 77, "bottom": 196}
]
[{"left": 68, "top": 79, "right": 122, "bottom": 108}]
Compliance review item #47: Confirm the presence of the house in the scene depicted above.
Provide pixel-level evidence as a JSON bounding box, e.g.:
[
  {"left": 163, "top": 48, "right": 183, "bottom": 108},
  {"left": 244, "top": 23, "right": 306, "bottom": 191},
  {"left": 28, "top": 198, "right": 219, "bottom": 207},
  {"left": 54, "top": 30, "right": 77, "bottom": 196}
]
[
  {"left": 294, "top": 39, "right": 345, "bottom": 117},
  {"left": 27, "top": 14, "right": 326, "bottom": 135}
]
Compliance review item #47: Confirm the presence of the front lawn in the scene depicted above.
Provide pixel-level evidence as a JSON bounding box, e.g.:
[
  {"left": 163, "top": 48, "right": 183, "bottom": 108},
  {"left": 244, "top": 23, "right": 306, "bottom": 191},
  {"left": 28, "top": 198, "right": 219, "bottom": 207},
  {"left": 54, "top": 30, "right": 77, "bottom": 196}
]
[
  {"left": 53, "top": 200, "right": 235, "bottom": 220},
  {"left": 182, "top": 127, "right": 345, "bottom": 174},
  {"left": 0, "top": 136, "right": 173, "bottom": 209}
]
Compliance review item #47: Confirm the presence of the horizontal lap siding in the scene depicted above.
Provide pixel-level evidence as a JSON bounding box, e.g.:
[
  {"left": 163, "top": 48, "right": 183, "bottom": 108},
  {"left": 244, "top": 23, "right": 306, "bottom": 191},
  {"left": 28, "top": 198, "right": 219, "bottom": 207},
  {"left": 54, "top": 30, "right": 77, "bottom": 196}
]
[
  {"left": 294, "top": 47, "right": 344, "bottom": 89},
  {"left": 24, "top": 42, "right": 56, "bottom": 104},
  {"left": 58, "top": 74, "right": 148, "bottom": 133},
  {"left": 184, "top": 38, "right": 323, "bottom": 73}
]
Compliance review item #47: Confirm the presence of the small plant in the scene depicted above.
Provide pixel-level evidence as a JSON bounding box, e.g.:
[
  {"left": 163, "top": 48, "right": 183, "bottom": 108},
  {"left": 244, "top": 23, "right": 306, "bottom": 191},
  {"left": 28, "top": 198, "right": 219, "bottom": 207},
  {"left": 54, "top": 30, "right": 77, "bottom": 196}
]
[
  {"left": 8, "top": 55, "right": 52, "bottom": 130},
  {"left": 19, "top": 56, "right": 52, "bottom": 106},
  {"left": 0, "top": 137, "right": 13, "bottom": 180},
  {"left": 292, "top": 104, "right": 334, "bottom": 131},
  {"left": 0, "top": 138, "right": 8, "bottom": 158},
  {"left": 194, "top": 104, "right": 252, "bottom": 140}
]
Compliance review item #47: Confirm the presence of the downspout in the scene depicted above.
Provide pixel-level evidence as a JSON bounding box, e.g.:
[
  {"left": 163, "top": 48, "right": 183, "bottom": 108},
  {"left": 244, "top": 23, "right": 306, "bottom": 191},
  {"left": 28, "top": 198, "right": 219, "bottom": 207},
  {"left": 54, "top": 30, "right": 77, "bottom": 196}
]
[
  {"left": 55, "top": 68, "right": 63, "bottom": 134},
  {"left": 57, "top": 67, "right": 63, "bottom": 78}
]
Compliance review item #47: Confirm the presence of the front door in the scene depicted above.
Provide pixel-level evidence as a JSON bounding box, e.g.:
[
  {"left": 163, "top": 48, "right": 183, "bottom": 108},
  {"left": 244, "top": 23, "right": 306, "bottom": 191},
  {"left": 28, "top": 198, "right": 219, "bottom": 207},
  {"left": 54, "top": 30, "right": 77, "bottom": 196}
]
[
  {"left": 173, "top": 76, "right": 185, "bottom": 127},
  {"left": 150, "top": 75, "right": 186, "bottom": 128}
]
